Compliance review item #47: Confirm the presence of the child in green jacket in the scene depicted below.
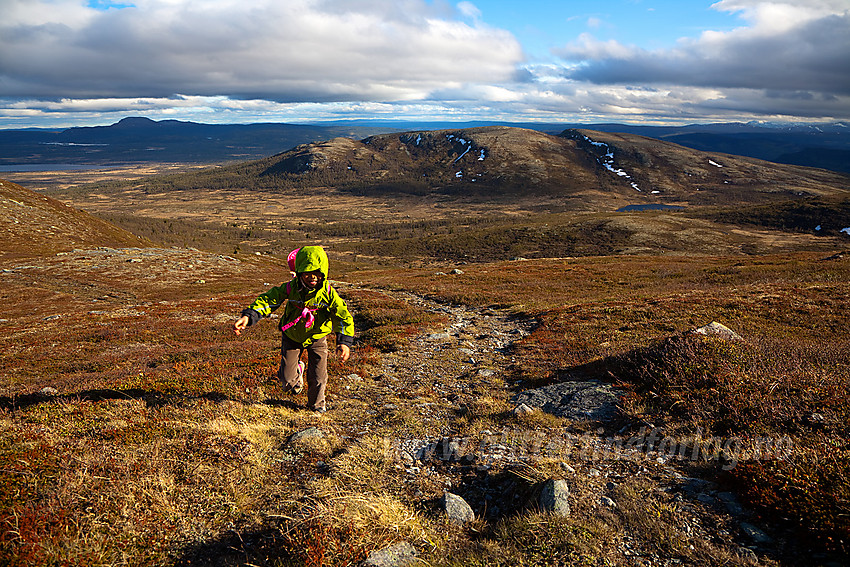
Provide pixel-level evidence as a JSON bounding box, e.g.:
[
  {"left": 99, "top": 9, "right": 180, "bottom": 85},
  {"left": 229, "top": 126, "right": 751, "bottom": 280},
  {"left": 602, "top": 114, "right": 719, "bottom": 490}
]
[{"left": 233, "top": 246, "right": 354, "bottom": 412}]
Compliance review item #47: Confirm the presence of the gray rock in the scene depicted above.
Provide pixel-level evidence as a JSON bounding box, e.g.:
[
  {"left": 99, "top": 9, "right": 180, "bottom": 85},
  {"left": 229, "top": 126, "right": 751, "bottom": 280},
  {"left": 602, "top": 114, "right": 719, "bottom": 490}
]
[
  {"left": 363, "top": 541, "right": 418, "bottom": 567},
  {"left": 692, "top": 321, "right": 743, "bottom": 341},
  {"left": 450, "top": 269, "right": 464, "bottom": 275},
  {"left": 39, "top": 386, "right": 59, "bottom": 397},
  {"left": 740, "top": 522, "right": 772, "bottom": 545},
  {"left": 513, "top": 379, "right": 621, "bottom": 422},
  {"left": 288, "top": 427, "right": 324, "bottom": 444},
  {"left": 426, "top": 332, "right": 451, "bottom": 341},
  {"left": 441, "top": 492, "right": 475, "bottom": 524},
  {"left": 512, "top": 403, "right": 535, "bottom": 416},
  {"left": 716, "top": 492, "right": 744, "bottom": 515},
  {"left": 680, "top": 477, "right": 718, "bottom": 494},
  {"left": 539, "top": 479, "right": 570, "bottom": 516}
]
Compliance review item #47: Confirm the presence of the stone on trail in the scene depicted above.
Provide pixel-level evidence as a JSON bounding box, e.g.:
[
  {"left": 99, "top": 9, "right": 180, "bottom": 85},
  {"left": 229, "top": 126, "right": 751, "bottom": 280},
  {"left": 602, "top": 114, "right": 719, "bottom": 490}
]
[
  {"left": 426, "top": 332, "right": 451, "bottom": 341},
  {"left": 539, "top": 479, "right": 570, "bottom": 516},
  {"left": 363, "top": 541, "right": 418, "bottom": 567},
  {"left": 441, "top": 492, "right": 475, "bottom": 525},
  {"left": 288, "top": 427, "right": 324, "bottom": 444},
  {"left": 513, "top": 379, "right": 621, "bottom": 422},
  {"left": 512, "top": 403, "right": 535, "bottom": 416}
]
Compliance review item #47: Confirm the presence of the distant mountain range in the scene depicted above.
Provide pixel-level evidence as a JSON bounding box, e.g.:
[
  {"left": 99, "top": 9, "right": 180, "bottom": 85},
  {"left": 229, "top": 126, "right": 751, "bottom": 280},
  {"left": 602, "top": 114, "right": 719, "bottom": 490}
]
[{"left": 1, "top": 117, "right": 849, "bottom": 174}]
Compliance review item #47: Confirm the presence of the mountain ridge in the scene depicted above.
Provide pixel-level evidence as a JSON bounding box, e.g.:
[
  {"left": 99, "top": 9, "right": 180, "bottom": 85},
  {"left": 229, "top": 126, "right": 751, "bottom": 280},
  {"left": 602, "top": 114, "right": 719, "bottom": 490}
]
[{"left": 2, "top": 117, "right": 849, "bottom": 174}]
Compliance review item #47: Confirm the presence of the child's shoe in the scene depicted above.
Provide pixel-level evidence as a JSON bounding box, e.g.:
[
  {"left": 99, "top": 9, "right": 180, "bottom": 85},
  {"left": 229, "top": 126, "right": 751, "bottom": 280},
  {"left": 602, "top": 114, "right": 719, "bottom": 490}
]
[
  {"left": 292, "top": 361, "right": 305, "bottom": 394},
  {"left": 282, "top": 361, "right": 305, "bottom": 394}
]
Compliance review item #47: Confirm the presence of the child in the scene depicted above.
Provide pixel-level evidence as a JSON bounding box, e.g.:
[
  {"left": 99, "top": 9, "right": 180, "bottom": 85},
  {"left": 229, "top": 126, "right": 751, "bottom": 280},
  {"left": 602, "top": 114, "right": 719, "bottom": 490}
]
[{"left": 233, "top": 246, "right": 354, "bottom": 413}]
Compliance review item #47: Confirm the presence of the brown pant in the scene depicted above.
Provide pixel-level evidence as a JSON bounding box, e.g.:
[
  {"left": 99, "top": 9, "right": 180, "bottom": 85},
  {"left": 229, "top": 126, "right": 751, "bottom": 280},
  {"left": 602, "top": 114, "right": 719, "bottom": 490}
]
[{"left": 279, "top": 334, "right": 329, "bottom": 411}]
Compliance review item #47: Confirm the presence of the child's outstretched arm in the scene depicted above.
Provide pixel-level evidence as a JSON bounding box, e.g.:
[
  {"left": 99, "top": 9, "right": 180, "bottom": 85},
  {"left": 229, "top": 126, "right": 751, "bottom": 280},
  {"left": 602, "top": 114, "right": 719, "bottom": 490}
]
[{"left": 233, "top": 315, "right": 250, "bottom": 335}]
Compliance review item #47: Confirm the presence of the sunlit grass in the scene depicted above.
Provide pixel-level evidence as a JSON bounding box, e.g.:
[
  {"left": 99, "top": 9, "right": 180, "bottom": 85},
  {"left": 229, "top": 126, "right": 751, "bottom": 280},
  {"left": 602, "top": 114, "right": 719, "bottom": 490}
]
[{"left": 1, "top": 250, "right": 848, "bottom": 564}]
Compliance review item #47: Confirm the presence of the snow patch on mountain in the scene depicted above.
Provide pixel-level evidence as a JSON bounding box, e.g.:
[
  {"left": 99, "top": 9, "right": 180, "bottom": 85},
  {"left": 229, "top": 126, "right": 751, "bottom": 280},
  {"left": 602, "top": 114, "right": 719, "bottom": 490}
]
[{"left": 581, "top": 134, "right": 642, "bottom": 192}]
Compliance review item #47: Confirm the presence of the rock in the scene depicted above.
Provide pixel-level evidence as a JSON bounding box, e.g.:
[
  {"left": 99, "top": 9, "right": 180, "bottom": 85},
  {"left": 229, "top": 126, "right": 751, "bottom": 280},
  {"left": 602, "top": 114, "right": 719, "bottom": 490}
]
[
  {"left": 680, "top": 477, "right": 718, "bottom": 495},
  {"left": 740, "top": 522, "right": 772, "bottom": 545},
  {"left": 539, "top": 479, "right": 570, "bottom": 516},
  {"left": 600, "top": 496, "right": 617, "bottom": 509},
  {"left": 512, "top": 403, "right": 535, "bottom": 416},
  {"left": 513, "top": 379, "right": 621, "bottom": 422},
  {"left": 716, "top": 492, "right": 744, "bottom": 515},
  {"left": 441, "top": 492, "right": 475, "bottom": 525},
  {"left": 39, "top": 386, "right": 59, "bottom": 397},
  {"left": 426, "top": 332, "right": 451, "bottom": 341},
  {"left": 692, "top": 321, "right": 743, "bottom": 341},
  {"left": 288, "top": 427, "right": 324, "bottom": 444},
  {"left": 362, "top": 541, "right": 418, "bottom": 567},
  {"left": 450, "top": 269, "right": 464, "bottom": 275},
  {"left": 345, "top": 373, "right": 363, "bottom": 382},
  {"left": 476, "top": 368, "right": 496, "bottom": 377}
]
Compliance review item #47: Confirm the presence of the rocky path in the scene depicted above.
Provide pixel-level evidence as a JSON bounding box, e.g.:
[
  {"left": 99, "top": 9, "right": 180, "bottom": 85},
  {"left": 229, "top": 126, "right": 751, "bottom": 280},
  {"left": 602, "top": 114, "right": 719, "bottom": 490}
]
[
  {"left": 363, "top": 287, "right": 534, "bottom": 417},
  {"left": 332, "top": 286, "right": 776, "bottom": 565}
]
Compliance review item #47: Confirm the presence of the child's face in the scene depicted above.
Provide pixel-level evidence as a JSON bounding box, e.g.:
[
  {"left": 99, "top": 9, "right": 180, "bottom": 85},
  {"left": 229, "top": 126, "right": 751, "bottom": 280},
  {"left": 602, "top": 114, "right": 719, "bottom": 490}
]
[{"left": 299, "top": 270, "right": 322, "bottom": 289}]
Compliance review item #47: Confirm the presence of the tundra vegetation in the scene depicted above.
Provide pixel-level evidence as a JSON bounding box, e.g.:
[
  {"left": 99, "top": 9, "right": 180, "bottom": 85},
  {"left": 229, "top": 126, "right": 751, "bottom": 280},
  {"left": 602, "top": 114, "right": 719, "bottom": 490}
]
[{"left": 1, "top": 127, "right": 849, "bottom": 565}]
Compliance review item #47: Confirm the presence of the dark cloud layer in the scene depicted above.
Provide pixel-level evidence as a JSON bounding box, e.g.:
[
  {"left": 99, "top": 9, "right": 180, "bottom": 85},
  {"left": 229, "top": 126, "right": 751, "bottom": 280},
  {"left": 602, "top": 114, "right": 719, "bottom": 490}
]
[{"left": 560, "top": 13, "right": 850, "bottom": 96}]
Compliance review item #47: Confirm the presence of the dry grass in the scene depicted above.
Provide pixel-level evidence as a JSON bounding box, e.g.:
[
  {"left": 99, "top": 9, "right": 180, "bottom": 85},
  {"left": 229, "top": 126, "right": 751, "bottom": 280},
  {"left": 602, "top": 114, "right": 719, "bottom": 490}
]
[{"left": 1, "top": 248, "right": 848, "bottom": 565}]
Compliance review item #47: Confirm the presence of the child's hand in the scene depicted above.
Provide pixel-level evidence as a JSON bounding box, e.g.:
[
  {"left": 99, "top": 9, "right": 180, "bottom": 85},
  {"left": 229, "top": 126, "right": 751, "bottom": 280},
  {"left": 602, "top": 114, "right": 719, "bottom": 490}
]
[
  {"left": 336, "top": 344, "right": 350, "bottom": 363},
  {"left": 233, "top": 315, "right": 249, "bottom": 335}
]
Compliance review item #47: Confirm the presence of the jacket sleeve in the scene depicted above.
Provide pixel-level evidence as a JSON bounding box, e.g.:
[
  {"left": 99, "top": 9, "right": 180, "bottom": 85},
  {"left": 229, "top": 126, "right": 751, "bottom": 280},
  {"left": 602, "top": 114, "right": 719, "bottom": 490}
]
[
  {"left": 241, "top": 284, "right": 287, "bottom": 326},
  {"left": 328, "top": 287, "right": 355, "bottom": 347}
]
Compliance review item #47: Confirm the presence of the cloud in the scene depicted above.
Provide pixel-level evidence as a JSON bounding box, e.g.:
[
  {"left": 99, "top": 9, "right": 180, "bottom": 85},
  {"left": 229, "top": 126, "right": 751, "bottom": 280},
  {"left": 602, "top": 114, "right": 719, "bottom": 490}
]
[
  {"left": 0, "top": 0, "right": 523, "bottom": 101},
  {"left": 556, "top": 1, "right": 850, "bottom": 96}
]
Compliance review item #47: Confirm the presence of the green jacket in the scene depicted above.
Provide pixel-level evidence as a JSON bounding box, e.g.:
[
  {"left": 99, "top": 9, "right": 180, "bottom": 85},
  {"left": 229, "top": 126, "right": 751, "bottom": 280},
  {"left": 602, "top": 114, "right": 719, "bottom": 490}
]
[{"left": 242, "top": 246, "right": 355, "bottom": 347}]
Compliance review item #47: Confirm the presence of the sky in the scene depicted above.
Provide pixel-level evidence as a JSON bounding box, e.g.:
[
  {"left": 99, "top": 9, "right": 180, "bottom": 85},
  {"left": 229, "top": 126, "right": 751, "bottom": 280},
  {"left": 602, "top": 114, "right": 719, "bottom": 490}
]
[{"left": 1, "top": 0, "right": 849, "bottom": 128}]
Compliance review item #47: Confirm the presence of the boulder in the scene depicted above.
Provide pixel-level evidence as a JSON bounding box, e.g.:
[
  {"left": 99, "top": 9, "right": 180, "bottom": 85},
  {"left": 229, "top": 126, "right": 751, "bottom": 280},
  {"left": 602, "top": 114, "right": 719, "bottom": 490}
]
[
  {"left": 514, "top": 379, "right": 620, "bottom": 422},
  {"left": 441, "top": 492, "right": 475, "bottom": 525},
  {"left": 539, "top": 479, "right": 570, "bottom": 516},
  {"left": 692, "top": 321, "right": 743, "bottom": 341}
]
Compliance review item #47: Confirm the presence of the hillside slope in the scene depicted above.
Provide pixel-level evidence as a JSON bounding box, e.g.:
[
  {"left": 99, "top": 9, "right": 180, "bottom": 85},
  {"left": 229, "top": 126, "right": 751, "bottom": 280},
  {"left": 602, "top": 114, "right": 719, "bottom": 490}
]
[
  {"left": 121, "top": 126, "right": 849, "bottom": 210},
  {"left": 0, "top": 178, "right": 150, "bottom": 260},
  {"left": 13, "top": 126, "right": 848, "bottom": 263}
]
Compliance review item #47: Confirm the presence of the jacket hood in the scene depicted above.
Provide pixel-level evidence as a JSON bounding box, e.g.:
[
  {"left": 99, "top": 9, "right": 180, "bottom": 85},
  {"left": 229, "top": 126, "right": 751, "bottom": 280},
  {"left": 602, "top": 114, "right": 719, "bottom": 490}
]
[{"left": 294, "top": 246, "right": 329, "bottom": 279}]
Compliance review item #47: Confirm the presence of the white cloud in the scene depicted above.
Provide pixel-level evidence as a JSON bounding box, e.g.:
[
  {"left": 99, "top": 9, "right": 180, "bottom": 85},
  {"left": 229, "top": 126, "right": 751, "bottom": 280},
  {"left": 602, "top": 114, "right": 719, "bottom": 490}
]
[
  {"left": 457, "top": 1, "right": 482, "bottom": 21},
  {"left": 1, "top": 0, "right": 848, "bottom": 127},
  {"left": 0, "top": 0, "right": 522, "bottom": 101}
]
